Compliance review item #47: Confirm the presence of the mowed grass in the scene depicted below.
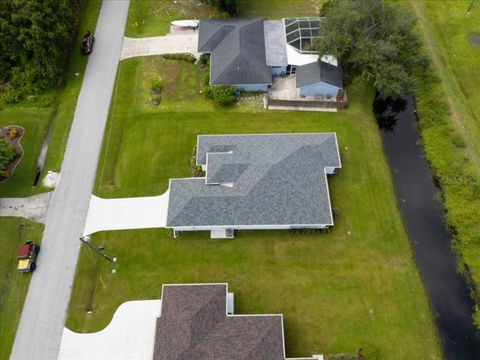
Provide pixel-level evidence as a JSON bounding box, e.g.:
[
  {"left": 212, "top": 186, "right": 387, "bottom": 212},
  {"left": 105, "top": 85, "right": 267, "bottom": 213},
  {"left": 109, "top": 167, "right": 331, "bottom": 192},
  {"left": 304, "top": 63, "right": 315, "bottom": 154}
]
[
  {"left": 239, "top": 0, "right": 322, "bottom": 18},
  {"left": 0, "top": 218, "right": 44, "bottom": 360},
  {"left": 411, "top": 0, "right": 480, "bottom": 174},
  {"left": 0, "top": 0, "right": 102, "bottom": 197},
  {"left": 125, "top": 0, "right": 221, "bottom": 37},
  {"left": 66, "top": 54, "right": 441, "bottom": 358}
]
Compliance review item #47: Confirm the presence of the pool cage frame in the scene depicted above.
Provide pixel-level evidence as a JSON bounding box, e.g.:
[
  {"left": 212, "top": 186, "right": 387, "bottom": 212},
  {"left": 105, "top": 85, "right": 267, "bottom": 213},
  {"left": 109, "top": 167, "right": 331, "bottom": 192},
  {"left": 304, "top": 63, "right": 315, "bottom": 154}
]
[{"left": 283, "top": 17, "right": 322, "bottom": 54}]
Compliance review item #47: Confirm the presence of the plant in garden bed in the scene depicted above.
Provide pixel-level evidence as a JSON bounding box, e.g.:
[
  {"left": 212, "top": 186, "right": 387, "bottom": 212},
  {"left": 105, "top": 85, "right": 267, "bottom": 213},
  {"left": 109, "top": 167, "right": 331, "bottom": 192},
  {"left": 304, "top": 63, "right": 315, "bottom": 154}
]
[
  {"left": 161, "top": 53, "right": 196, "bottom": 63},
  {"left": 150, "top": 78, "right": 163, "bottom": 105},
  {"left": 0, "top": 138, "right": 16, "bottom": 173},
  {"left": 191, "top": 147, "right": 205, "bottom": 177},
  {"left": 0, "top": 125, "right": 25, "bottom": 181}
]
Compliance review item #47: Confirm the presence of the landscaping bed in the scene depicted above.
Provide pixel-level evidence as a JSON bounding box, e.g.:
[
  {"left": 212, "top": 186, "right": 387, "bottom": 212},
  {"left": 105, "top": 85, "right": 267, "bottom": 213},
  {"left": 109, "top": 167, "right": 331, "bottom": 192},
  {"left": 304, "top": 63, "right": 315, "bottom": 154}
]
[{"left": 0, "top": 126, "right": 24, "bottom": 182}]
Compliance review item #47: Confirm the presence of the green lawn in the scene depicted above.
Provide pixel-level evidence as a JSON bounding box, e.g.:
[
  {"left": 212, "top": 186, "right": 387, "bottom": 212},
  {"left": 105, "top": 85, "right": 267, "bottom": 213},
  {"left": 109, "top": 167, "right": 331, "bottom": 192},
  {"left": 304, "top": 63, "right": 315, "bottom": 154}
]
[
  {"left": 0, "top": 218, "right": 44, "bottom": 360},
  {"left": 66, "top": 52, "right": 441, "bottom": 358},
  {"left": 239, "top": 0, "right": 322, "bottom": 18},
  {"left": 125, "top": 0, "right": 221, "bottom": 37},
  {"left": 409, "top": 0, "right": 480, "bottom": 322},
  {"left": 0, "top": 0, "right": 102, "bottom": 197}
]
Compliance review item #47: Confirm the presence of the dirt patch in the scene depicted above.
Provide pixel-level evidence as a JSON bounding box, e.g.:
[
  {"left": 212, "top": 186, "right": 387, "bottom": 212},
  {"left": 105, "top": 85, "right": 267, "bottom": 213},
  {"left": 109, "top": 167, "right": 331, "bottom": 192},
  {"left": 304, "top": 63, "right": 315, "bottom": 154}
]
[
  {"left": 0, "top": 125, "right": 25, "bottom": 183},
  {"left": 469, "top": 34, "right": 480, "bottom": 48}
]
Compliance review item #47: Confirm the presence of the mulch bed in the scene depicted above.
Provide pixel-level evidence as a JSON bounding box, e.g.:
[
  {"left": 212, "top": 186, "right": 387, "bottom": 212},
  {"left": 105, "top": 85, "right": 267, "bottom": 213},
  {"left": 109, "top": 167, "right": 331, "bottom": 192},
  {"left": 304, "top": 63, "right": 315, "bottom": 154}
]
[
  {"left": 0, "top": 125, "right": 25, "bottom": 183},
  {"left": 469, "top": 34, "right": 480, "bottom": 48}
]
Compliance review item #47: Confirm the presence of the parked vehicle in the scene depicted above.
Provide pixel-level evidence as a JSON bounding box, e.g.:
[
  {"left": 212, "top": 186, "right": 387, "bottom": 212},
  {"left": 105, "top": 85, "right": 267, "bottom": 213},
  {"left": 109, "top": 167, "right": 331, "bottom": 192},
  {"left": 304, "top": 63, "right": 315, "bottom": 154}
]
[
  {"left": 81, "top": 30, "right": 95, "bottom": 55},
  {"left": 17, "top": 241, "right": 40, "bottom": 273}
]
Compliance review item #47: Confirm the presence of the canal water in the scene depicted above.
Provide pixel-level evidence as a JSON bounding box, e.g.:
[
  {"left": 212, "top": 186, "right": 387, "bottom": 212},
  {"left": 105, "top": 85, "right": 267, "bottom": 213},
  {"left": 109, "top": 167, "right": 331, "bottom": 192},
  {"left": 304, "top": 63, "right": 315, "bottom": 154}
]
[{"left": 374, "top": 96, "right": 480, "bottom": 359}]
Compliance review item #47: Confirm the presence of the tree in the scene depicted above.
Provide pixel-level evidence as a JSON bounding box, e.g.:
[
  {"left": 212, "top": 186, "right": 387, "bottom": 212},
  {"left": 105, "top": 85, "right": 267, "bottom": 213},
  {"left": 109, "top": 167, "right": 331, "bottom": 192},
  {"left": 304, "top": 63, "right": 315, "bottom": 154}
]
[
  {"left": 314, "top": 0, "right": 428, "bottom": 98},
  {"left": 201, "top": 0, "right": 240, "bottom": 16},
  {"left": 0, "top": 0, "right": 80, "bottom": 102},
  {"left": 0, "top": 139, "right": 16, "bottom": 172}
]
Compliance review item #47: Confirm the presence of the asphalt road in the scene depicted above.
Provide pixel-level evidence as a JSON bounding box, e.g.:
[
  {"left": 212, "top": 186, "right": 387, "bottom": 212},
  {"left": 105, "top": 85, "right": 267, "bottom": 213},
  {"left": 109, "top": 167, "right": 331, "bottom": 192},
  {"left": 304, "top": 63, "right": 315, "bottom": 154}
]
[{"left": 10, "top": 2, "right": 129, "bottom": 359}]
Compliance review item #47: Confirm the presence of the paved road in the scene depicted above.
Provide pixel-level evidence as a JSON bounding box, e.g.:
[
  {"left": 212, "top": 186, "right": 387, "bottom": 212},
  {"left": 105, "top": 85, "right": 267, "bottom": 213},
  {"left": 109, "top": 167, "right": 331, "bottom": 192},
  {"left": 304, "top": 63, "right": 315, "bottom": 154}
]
[{"left": 10, "top": 2, "right": 129, "bottom": 359}]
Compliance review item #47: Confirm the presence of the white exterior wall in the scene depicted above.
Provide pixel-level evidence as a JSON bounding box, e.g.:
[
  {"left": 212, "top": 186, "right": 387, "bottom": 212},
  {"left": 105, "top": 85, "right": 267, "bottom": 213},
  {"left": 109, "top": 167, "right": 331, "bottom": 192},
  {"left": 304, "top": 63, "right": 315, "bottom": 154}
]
[
  {"left": 299, "top": 82, "right": 341, "bottom": 98},
  {"left": 171, "top": 224, "right": 329, "bottom": 232},
  {"left": 233, "top": 84, "right": 269, "bottom": 92},
  {"left": 271, "top": 66, "right": 287, "bottom": 77}
]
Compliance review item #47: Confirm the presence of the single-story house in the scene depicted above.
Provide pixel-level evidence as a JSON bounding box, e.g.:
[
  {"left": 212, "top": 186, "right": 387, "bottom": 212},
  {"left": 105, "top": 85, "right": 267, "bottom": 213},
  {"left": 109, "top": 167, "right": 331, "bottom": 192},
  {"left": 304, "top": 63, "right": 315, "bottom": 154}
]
[
  {"left": 59, "top": 284, "right": 325, "bottom": 359},
  {"left": 154, "top": 284, "right": 324, "bottom": 360},
  {"left": 166, "top": 133, "right": 341, "bottom": 238},
  {"left": 198, "top": 17, "right": 344, "bottom": 97}
]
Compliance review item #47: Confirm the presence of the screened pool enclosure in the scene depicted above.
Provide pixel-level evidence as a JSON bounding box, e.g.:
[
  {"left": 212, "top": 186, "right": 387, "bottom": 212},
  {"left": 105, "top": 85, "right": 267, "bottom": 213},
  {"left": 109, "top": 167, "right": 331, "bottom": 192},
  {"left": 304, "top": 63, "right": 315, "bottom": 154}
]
[{"left": 284, "top": 17, "right": 321, "bottom": 53}]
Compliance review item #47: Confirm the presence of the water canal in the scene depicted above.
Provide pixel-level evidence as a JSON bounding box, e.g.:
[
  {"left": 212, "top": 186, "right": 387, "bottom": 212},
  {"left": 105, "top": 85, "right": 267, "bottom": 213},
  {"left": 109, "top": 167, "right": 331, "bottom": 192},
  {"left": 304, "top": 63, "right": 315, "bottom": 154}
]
[{"left": 374, "top": 96, "right": 480, "bottom": 359}]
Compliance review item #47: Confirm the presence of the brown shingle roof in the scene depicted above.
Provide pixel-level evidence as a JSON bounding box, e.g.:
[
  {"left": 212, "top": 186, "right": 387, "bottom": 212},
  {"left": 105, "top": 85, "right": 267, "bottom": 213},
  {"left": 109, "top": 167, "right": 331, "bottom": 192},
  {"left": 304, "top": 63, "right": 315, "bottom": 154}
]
[{"left": 153, "top": 284, "right": 286, "bottom": 360}]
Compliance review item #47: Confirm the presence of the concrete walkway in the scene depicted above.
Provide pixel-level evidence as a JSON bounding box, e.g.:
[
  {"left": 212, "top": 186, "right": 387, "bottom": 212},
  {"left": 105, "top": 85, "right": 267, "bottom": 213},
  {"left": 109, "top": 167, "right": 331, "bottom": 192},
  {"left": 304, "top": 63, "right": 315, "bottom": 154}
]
[
  {"left": 83, "top": 192, "right": 169, "bottom": 236},
  {"left": 10, "top": 2, "right": 130, "bottom": 359},
  {"left": 59, "top": 300, "right": 161, "bottom": 360},
  {"left": 120, "top": 31, "right": 199, "bottom": 60},
  {"left": 0, "top": 193, "right": 50, "bottom": 223}
]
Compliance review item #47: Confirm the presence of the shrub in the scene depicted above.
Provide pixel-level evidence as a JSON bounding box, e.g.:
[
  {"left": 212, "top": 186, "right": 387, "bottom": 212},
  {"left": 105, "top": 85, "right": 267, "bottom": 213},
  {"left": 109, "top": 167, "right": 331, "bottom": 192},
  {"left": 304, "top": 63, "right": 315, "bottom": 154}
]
[
  {"left": 150, "top": 78, "right": 163, "bottom": 94},
  {"left": 358, "top": 345, "right": 379, "bottom": 360},
  {"left": 211, "top": 85, "right": 236, "bottom": 106},
  {"left": 161, "top": 53, "right": 196, "bottom": 63},
  {"left": 151, "top": 95, "right": 162, "bottom": 105},
  {"left": 0, "top": 138, "right": 16, "bottom": 172},
  {"left": 199, "top": 54, "right": 210, "bottom": 66}
]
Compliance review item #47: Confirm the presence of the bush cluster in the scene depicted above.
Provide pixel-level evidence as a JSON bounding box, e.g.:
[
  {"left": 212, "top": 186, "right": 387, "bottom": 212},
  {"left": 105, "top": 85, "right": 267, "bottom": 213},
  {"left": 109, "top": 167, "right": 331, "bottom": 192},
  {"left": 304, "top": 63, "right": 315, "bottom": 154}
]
[
  {"left": 0, "top": 0, "right": 81, "bottom": 103},
  {"left": 161, "top": 53, "right": 196, "bottom": 63},
  {"left": 149, "top": 78, "right": 163, "bottom": 105},
  {"left": 202, "top": 75, "right": 236, "bottom": 106}
]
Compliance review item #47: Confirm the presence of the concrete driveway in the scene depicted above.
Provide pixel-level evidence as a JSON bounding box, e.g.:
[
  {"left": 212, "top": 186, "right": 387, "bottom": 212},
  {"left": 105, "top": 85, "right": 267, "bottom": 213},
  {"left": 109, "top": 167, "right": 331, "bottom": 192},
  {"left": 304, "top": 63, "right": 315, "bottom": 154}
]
[
  {"left": 59, "top": 300, "right": 161, "bottom": 360},
  {"left": 121, "top": 30, "right": 199, "bottom": 60},
  {"left": 0, "top": 193, "right": 50, "bottom": 223},
  {"left": 10, "top": 2, "right": 130, "bottom": 359},
  {"left": 83, "top": 191, "right": 169, "bottom": 236}
]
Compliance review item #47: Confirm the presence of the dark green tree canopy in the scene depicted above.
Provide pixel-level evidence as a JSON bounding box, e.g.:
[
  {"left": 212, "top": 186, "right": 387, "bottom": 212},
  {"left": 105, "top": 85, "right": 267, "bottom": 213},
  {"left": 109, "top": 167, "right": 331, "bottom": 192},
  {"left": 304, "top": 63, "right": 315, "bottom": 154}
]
[
  {"left": 315, "top": 0, "right": 427, "bottom": 98},
  {"left": 0, "top": 0, "right": 80, "bottom": 102},
  {"left": 201, "top": 0, "right": 240, "bottom": 16}
]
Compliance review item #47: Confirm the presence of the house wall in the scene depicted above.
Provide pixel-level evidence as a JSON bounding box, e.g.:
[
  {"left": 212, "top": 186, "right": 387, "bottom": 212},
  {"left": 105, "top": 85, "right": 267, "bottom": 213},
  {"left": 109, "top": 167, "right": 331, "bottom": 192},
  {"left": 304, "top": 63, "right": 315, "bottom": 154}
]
[
  {"left": 299, "top": 82, "right": 341, "bottom": 98},
  {"left": 171, "top": 224, "right": 329, "bottom": 232},
  {"left": 271, "top": 66, "right": 287, "bottom": 77},
  {"left": 233, "top": 84, "right": 269, "bottom": 92}
]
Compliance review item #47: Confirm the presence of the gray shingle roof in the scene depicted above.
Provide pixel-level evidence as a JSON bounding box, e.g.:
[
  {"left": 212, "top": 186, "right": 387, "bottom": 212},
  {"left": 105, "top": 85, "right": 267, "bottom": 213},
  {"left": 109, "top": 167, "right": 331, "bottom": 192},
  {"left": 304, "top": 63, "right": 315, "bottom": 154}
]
[
  {"left": 296, "top": 61, "right": 343, "bottom": 88},
  {"left": 167, "top": 133, "right": 341, "bottom": 228},
  {"left": 153, "top": 284, "right": 285, "bottom": 360},
  {"left": 198, "top": 19, "right": 272, "bottom": 86}
]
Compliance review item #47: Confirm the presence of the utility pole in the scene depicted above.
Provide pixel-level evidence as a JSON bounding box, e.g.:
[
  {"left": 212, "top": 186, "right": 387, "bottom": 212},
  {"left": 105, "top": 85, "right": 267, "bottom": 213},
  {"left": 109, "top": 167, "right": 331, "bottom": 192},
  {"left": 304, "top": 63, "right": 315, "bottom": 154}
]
[{"left": 80, "top": 236, "right": 115, "bottom": 263}]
